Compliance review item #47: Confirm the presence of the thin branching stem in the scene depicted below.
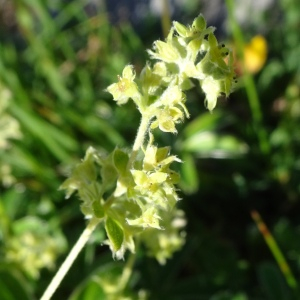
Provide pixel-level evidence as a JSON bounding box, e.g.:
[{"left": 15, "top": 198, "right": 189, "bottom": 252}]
[
  {"left": 40, "top": 218, "right": 101, "bottom": 300},
  {"left": 127, "top": 114, "right": 151, "bottom": 171}
]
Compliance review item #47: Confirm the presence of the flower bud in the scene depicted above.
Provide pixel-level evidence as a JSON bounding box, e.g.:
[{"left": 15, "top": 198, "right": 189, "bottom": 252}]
[
  {"left": 173, "top": 21, "right": 189, "bottom": 37},
  {"left": 192, "top": 14, "right": 207, "bottom": 32}
]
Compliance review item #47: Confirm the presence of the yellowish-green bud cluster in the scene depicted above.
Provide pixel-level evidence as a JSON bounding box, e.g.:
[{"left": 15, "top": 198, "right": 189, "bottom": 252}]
[{"left": 108, "top": 15, "right": 235, "bottom": 113}]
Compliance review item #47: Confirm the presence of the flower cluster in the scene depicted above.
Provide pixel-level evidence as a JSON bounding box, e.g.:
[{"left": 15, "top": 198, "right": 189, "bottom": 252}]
[
  {"left": 127, "top": 133, "right": 181, "bottom": 228},
  {"left": 5, "top": 217, "right": 66, "bottom": 279},
  {"left": 147, "top": 14, "right": 235, "bottom": 111},
  {"left": 61, "top": 14, "right": 235, "bottom": 262}
]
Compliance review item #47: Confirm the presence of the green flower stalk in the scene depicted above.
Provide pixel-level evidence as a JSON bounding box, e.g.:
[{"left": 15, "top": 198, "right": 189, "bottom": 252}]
[{"left": 42, "top": 14, "right": 235, "bottom": 300}]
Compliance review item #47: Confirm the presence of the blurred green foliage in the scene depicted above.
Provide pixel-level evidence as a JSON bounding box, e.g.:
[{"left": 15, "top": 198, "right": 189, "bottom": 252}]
[{"left": 0, "top": 0, "right": 300, "bottom": 299}]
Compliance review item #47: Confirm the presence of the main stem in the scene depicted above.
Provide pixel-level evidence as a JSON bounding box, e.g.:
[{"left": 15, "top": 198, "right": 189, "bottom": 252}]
[
  {"left": 127, "top": 114, "right": 151, "bottom": 171},
  {"left": 40, "top": 218, "right": 100, "bottom": 300},
  {"left": 41, "top": 115, "right": 150, "bottom": 300}
]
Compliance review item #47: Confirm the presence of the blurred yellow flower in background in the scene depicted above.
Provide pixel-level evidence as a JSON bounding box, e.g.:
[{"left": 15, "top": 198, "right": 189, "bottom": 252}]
[{"left": 244, "top": 35, "right": 268, "bottom": 74}]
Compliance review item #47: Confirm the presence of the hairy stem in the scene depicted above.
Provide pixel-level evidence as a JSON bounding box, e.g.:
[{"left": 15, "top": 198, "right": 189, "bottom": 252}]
[
  {"left": 40, "top": 218, "right": 101, "bottom": 300},
  {"left": 127, "top": 114, "right": 151, "bottom": 171}
]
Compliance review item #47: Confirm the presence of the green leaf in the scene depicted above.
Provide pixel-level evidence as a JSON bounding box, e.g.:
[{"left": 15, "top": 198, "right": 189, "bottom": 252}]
[
  {"left": 101, "top": 163, "right": 118, "bottom": 188},
  {"left": 182, "top": 111, "right": 223, "bottom": 137},
  {"left": 113, "top": 148, "right": 129, "bottom": 175},
  {"left": 105, "top": 217, "right": 124, "bottom": 252},
  {"left": 181, "top": 132, "right": 248, "bottom": 158},
  {"left": 180, "top": 153, "right": 199, "bottom": 194},
  {"left": 59, "top": 147, "right": 98, "bottom": 198}
]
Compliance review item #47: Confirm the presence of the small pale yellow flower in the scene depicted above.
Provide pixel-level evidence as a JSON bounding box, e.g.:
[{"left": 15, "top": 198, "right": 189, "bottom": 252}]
[{"left": 106, "top": 65, "right": 140, "bottom": 105}]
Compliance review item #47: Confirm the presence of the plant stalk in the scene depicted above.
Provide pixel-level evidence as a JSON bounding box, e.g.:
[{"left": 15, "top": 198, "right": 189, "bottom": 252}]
[
  {"left": 127, "top": 114, "right": 151, "bottom": 171},
  {"left": 40, "top": 218, "right": 100, "bottom": 300},
  {"left": 251, "top": 210, "right": 298, "bottom": 290}
]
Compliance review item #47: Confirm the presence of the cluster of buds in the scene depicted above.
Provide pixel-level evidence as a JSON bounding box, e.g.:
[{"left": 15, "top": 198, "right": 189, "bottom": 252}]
[{"left": 60, "top": 15, "right": 235, "bottom": 261}]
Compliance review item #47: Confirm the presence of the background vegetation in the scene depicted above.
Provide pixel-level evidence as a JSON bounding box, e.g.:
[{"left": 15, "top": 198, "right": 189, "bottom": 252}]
[{"left": 0, "top": 0, "right": 300, "bottom": 299}]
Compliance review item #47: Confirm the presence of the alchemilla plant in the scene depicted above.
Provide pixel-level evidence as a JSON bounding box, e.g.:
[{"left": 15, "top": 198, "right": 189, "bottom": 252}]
[{"left": 41, "top": 14, "right": 236, "bottom": 299}]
